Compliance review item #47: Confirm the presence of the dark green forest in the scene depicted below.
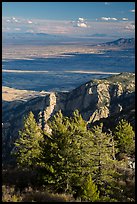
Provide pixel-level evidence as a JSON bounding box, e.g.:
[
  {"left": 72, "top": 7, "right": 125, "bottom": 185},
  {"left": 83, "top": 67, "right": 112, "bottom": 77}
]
[{"left": 2, "top": 110, "right": 135, "bottom": 202}]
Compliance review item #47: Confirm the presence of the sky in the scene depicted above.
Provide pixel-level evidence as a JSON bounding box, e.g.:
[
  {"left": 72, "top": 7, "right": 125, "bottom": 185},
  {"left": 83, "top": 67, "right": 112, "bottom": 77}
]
[{"left": 2, "top": 2, "right": 135, "bottom": 37}]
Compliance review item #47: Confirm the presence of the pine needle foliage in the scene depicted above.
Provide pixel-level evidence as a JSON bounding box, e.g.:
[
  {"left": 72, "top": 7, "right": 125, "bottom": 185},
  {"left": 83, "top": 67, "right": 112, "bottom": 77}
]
[
  {"left": 14, "top": 111, "right": 44, "bottom": 168},
  {"left": 114, "top": 119, "right": 135, "bottom": 155}
]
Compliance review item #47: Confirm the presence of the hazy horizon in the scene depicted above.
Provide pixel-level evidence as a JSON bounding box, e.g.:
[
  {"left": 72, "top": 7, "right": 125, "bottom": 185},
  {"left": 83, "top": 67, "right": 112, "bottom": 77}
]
[{"left": 3, "top": 2, "right": 135, "bottom": 38}]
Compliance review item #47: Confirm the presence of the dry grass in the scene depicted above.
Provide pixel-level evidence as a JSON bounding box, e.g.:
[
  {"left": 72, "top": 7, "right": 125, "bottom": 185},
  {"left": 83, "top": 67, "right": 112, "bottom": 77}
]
[
  {"left": 2, "top": 185, "right": 22, "bottom": 202},
  {"left": 22, "top": 188, "right": 74, "bottom": 202},
  {"left": 2, "top": 185, "right": 75, "bottom": 202}
]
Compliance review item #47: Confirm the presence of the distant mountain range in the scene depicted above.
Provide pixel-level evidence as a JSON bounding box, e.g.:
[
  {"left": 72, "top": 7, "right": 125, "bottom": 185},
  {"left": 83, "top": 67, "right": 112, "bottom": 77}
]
[
  {"left": 100, "top": 38, "right": 135, "bottom": 48},
  {"left": 88, "top": 33, "right": 108, "bottom": 37},
  {"left": 2, "top": 32, "right": 66, "bottom": 41},
  {"left": 2, "top": 32, "right": 135, "bottom": 48},
  {"left": 2, "top": 32, "right": 74, "bottom": 45}
]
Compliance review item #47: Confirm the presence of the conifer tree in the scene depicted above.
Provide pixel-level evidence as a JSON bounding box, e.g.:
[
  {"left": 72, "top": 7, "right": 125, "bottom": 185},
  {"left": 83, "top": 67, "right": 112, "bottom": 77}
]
[
  {"left": 68, "top": 110, "right": 95, "bottom": 195},
  {"left": 90, "top": 123, "right": 118, "bottom": 198},
  {"left": 14, "top": 111, "right": 44, "bottom": 168},
  {"left": 114, "top": 119, "right": 135, "bottom": 155},
  {"left": 41, "top": 110, "right": 73, "bottom": 191},
  {"left": 81, "top": 174, "right": 100, "bottom": 202},
  {"left": 12, "top": 109, "right": 135, "bottom": 201},
  {"left": 41, "top": 110, "right": 94, "bottom": 194}
]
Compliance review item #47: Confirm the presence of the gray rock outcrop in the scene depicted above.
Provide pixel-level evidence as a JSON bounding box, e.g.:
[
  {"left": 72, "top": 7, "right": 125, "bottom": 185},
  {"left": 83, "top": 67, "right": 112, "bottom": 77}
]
[{"left": 2, "top": 72, "right": 135, "bottom": 161}]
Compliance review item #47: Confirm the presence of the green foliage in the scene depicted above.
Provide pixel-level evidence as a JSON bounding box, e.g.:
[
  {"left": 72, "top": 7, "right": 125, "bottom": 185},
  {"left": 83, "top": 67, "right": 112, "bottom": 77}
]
[
  {"left": 81, "top": 174, "right": 100, "bottom": 202},
  {"left": 41, "top": 110, "right": 94, "bottom": 194},
  {"left": 114, "top": 119, "right": 135, "bottom": 155},
  {"left": 90, "top": 123, "right": 119, "bottom": 198},
  {"left": 40, "top": 110, "right": 72, "bottom": 190},
  {"left": 14, "top": 111, "right": 44, "bottom": 168},
  {"left": 41, "top": 110, "right": 122, "bottom": 201},
  {"left": 12, "top": 110, "right": 135, "bottom": 202}
]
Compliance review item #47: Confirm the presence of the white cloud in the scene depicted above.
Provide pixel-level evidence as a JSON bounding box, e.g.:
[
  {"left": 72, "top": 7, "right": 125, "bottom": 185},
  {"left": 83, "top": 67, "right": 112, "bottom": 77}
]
[
  {"left": 5, "top": 17, "right": 19, "bottom": 23},
  {"left": 12, "top": 17, "right": 19, "bottom": 22},
  {"left": 14, "top": 19, "right": 18, "bottom": 23},
  {"left": 122, "top": 18, "right": 128, "bottom": 21},
  {"left": 78, "top": 18, "right": 85, "bottom": 22},
  {"left": 125, "top": 24, "right": 135, "bottom": 31},
  {"left": 3, "top": 27, "right": 10, "bottom": 31},
  {"left": 6, "top": 19, "right": 11, "bottom": 23},
  {"left": 111, "top": 18, "right": 117, "bottom": 21},
  {"left": 72, "top": 17, "right": 88, "bottom": 28},
  {"left": 101, "top": 17, "right": 117, "bottom": 21},
  {"left": 14, "top": 28, "right": 21, "bottom": 31},
  {"left": 101, "top": 17, "right": 109, "bottom": 21},
  {"left": 130, "top": 9, "right": 135, "bottom": 13},
  {"left": 28, "top": 20, "right": 33, "bottom": 24},
  {"left": 2, "top": 16, "right": 135, "bottom": 37},
  {"left": 77, "top": 22, "right": 87, "bottom": 28}
]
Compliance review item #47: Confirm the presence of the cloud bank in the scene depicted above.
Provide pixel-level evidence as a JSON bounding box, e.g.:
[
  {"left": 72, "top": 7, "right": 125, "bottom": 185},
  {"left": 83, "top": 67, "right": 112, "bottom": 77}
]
[{"left": 2, "top": 16, "right": 135, "bottom": 37}]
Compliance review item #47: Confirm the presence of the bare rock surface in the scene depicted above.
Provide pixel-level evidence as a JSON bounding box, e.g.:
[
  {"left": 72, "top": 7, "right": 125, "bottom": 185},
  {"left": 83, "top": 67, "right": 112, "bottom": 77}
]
[{"left": 2, "top": 72, "right": 135, "bottom": 161}]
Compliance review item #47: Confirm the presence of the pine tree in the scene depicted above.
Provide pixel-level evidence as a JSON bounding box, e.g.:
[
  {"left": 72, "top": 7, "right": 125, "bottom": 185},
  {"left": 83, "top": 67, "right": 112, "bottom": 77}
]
[
  {"left": 14, "top": 111, "right": 44, "bottom": 168},
  {"left": 81, "top": 174, "right": 100, "bottom": 202},
  {"left": 112, "top": 120, "right": 135, "bottom": 201},
  {"left": 114, "top": 119, "right": 135, "bottom": 155},
  {"left": 41, "top": 110, "right": 73, "bottom": 191},
  {"left": 90, "top": 123, "right": 118, "bottom": 199},
  {"left": 39, "top": 110, "right": 131, "bottom": 201},
  {"left": 68, "top": 110, "right": 95, "bottom": 196},
  {"left": 41, "top": 110, "right": 94, "bottom": 194}
]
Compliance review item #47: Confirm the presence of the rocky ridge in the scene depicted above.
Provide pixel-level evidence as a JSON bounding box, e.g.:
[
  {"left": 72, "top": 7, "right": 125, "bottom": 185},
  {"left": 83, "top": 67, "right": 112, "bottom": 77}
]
[
  {"left": 100, "top": 38, "right": 135, "bottom": 49},
  {"left": 2, "top": 72, "right": 135, "bottom": 161}
]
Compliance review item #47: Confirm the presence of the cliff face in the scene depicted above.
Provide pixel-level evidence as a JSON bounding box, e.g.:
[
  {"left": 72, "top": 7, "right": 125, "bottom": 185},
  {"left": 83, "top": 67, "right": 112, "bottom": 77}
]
[
  {"left": 2, "top": 72, "right": 135, "bottom": 161},
  {"left": 65, "top": 72, "right": 135, "bottom": 123}
]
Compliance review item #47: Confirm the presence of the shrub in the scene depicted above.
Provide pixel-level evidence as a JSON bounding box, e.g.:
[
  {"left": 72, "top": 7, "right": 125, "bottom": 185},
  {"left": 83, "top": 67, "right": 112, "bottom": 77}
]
[
  {"left": 22, "top": 188, "right": 74, "bottom": 202},
  {"left": 2, "top": 185, "right": 22, "bottom": 202},
  {"left": 81, "top": 175, "right": 100, "bottom": 202}
]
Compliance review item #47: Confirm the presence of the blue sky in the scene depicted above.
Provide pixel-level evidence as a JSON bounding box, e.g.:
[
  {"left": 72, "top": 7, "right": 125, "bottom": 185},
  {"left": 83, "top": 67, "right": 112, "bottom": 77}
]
[
  {"left": 2, "top": 2, "right": 135, "bottom": 37},
  {"left": 2, "top": 2, "right": 135, "bottom": 20}
]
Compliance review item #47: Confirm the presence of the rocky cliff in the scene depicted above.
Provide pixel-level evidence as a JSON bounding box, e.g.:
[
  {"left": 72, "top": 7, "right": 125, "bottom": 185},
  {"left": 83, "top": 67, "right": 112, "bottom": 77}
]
[{"left": 2, "top": 72, "right": 135, "bottom": 162}]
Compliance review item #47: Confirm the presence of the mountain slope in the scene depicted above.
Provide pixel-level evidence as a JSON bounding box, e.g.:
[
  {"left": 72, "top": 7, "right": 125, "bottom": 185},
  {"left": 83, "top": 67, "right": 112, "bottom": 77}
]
[
  {"left": 2, "top": 72, "right": 135, "bottom": 162},
  {"left": 100, "top": 38, "right": 135, "bottom": 49}
]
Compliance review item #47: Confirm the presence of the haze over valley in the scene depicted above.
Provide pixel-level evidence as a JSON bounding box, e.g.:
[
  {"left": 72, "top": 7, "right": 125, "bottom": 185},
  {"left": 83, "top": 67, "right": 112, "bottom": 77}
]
[{"left": 2, "top": 35, "right": 135, "bottom": 92}]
